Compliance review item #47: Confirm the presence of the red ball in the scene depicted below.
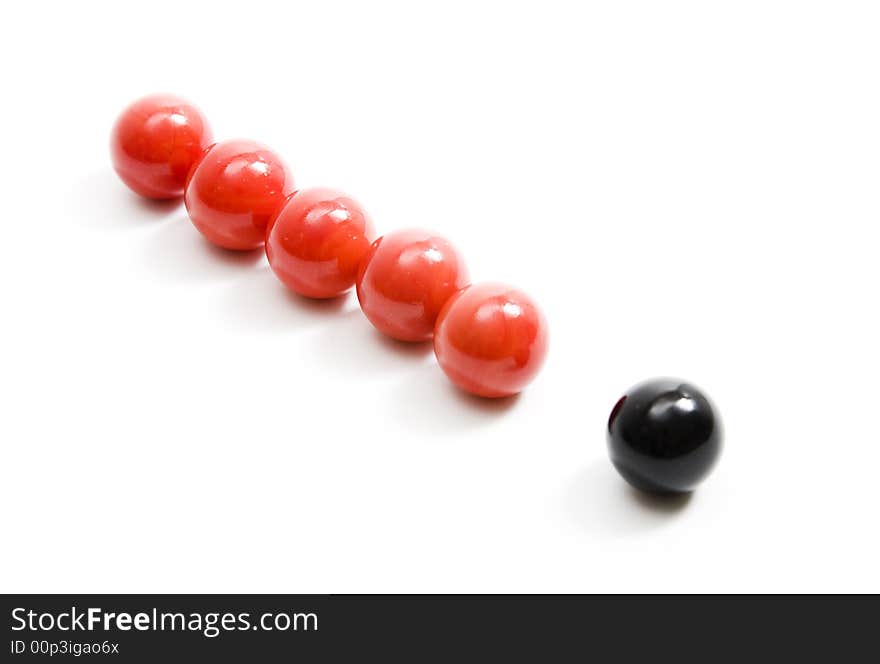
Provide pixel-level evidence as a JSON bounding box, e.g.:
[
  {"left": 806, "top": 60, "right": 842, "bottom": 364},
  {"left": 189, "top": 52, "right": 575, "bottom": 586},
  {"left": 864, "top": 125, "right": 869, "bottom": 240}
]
[
  {"left": 357, "top": 230, "right": 469, "bottom": 342},
  {"left": 266, "top": 187, "right": 375, "bottom": 298},
  {"left": 184, "top": 139, "right": 294, "bottom": 251},
  {"left": 110, "top": 94, "right": 212, "bottom": 199},
  {"left": 433, "top": 283, "right": 549, "bottom": 398}
]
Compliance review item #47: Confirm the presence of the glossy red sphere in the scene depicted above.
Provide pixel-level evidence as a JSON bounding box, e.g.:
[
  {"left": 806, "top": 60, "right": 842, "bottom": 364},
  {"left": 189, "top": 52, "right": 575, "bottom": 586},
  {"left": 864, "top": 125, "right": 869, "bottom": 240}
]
[
  {"left": 433, "top": 283, "right": 549, "bottom": 398},
  {"left": 184, "top": 140, "right": 294, "bottom": 251},
  {"left": 357, "top": 230, "right": 469, "bottom": 342},
  {"left": 110, "top": 94, "right": 212, "bottom": 199},
  {"left": 266, "top": 187, "right": 375, "bottom": 298}
]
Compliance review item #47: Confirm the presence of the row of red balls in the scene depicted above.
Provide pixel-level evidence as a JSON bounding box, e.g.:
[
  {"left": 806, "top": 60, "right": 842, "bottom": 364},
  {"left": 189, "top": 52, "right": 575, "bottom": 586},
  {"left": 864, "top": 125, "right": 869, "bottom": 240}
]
[{"left": 111, "top": 94, "right": 548, "bottom": 398}]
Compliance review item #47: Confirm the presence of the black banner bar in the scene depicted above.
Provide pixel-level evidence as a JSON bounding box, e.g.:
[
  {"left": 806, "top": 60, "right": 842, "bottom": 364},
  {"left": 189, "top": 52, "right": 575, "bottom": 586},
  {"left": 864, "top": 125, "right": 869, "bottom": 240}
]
[{"left": 2, "top": 595, "right": 876, "bottom": 661}]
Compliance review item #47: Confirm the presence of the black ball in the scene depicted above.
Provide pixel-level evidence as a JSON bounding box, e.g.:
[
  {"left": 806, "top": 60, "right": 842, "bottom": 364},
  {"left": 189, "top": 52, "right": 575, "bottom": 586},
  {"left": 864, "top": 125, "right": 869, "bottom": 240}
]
[{"left": 607, "top": 378, "right": 722, "bottom": 494}]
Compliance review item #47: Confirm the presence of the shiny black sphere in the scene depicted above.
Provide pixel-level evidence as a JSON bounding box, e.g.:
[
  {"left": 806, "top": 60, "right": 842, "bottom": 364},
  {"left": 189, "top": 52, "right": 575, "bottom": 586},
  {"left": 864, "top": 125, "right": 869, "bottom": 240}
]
[{"left": 607, "top": 379, "right": 722, "bottom": 494}]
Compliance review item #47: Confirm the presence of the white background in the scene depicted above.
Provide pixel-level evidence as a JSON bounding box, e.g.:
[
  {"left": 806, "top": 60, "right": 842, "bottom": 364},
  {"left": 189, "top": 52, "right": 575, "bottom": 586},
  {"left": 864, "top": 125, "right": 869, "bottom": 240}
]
[{"left": 2, "top": 0, "right": 878, "bottom": 593}]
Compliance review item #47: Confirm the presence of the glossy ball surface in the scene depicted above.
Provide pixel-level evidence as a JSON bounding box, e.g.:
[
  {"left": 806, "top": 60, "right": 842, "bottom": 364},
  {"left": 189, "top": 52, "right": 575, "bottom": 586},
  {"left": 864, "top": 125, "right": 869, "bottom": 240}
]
[
  {"left": 110, "top": 94, "right": 213, "bottom": 199},
  {"left": 357, "top": 230, "right": 469, "bottom": 341},
  {"left": 607, "top": 379, "right": 723, "bottom": 494},
  {"left": 184, "top": 140, "right": 294, "bottom": 251},
  {"left": 433, "top": 283, "right": 548, "bottom": 398},
  {"left": 266, "top": 188, "right": 375, "bottom": 298}
]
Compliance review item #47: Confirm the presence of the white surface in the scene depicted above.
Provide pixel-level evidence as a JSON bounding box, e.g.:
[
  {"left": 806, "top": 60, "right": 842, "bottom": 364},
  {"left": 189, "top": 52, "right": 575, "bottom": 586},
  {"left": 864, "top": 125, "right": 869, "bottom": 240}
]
[{"left": 2, "top": 0, "right": 879, "bottom": 593}]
